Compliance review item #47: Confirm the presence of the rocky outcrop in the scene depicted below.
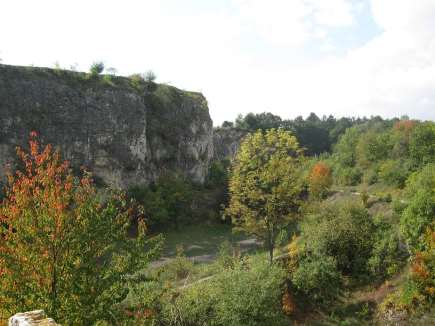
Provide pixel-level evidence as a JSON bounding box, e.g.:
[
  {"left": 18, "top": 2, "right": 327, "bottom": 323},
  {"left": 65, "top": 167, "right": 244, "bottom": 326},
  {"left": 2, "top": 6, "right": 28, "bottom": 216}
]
[
  {"left": 0, "top": 64, "right": 213, "bottom": 187},
  {"left": 8, "top": 310, "right": 58, "bottom": 326},
  {"left": 212, "top": 127, "right": 246, "bottom": 161}
]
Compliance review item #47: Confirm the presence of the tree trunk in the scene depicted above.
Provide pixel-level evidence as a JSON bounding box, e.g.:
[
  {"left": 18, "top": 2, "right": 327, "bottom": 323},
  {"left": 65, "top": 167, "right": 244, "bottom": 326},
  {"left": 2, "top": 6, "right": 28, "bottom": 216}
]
[{"left": 268, "top": 244, "right": 274, "bottom": 264}]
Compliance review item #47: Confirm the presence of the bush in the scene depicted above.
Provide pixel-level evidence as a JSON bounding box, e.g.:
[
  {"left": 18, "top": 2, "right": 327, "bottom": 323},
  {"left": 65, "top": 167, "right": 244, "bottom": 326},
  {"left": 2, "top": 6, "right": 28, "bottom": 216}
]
[
  {"left": 129, "top": 73, "right": 144, "bottom": 89},
  {"left": 335, "top": 167, "right": 363, "bottom": 186},
  {"left": 216, "top": 241, "right": 240, "bottom": 270},
  {"left": 363, "top": 168, "right": 379, "bottom": 185},
  {"left": 89, "top": 61, "right": 104, "bottom": 76},
  {"left": 401, "top": 191, "right": 434, "bottom": 252},
  {"left": 356, "top": 131, "right": 392, "bottom": 167},
  {"left": 207, "top": 160, "right": 229, "bottom": 187},
  {"left": 299, "top": 201, "right": 375, "bottom": 277},
  {"left": 308, "top": 162, "right": 332, "bottom": 199},
  {"left": 368, "top": 215, "right": 407, "bottom": 280},
  {"left": 291, "top": 255, "right": 342, "bottom": 304},
  {"left": 159, "top": 245, "right": 194, "bottom": 281},
  {"left": 160, "top": 259, "right": 288, "bottom": 325},
  {"left": 378, "top": 159, "right": 409, "bottom": 188},
  {"left": 409, "top": 122, "right": 435, "bottom": 167},
  {"left": 128, "top": 174, "right": 194, "bottom": 230},
  {"left": 380, "top": 223, "right": 434, "bottom": 319},
  {"left": 400, "top": 164, "right": 435, "bottom": 252}
]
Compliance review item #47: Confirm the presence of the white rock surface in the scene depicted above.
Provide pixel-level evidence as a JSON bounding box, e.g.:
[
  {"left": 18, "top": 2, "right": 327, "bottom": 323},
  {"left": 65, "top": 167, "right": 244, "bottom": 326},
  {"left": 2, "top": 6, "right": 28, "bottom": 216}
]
[{"left": 8, "top": 310, "right": 58, "bottom": 326}]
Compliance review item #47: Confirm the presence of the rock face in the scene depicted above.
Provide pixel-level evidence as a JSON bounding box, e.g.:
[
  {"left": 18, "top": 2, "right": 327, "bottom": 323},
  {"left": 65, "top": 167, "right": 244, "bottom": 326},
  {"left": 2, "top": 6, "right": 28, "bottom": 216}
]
[
  {"left": 212, "top": 127, "right": 246, "bottom": 161},
  {"left": 0, "top": 64, "right": 213, "bottom": 187},
  {"left": 8, "top": 310, "right": 58, "bottom": 326}
]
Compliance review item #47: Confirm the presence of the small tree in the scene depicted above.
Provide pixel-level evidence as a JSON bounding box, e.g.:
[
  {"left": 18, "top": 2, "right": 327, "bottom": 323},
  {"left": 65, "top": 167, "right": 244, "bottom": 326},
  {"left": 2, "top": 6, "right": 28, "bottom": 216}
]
[
  {"left": 144, "top": 70, "right": 157, "bottom": 83},
  {"left": 0, "top": 132, "right": 162, "bottom": 324},
  {"left": 409, "top": 122, "right": 435, "bottom": 167},
  {"left": 226, "top": 129, "right": 304, "bottom": 263},
  {"left": 89, "top": 61, "right": 105, "bottom": 76},
  {"left": 308, "top": 162, "right": 332, "bottom": 199}
]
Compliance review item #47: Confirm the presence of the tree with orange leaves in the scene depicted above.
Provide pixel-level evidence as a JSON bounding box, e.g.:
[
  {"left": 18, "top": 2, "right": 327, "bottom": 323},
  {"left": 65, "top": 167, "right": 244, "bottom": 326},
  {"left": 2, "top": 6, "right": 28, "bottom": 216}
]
[
  {"left": 308, "top": 162, "right": 332, "bottom": 199},
  {"left": 410, "top": 223, "right": 435, "bottom": 301},
  {"left": 0, "top": 132, "right": 162, "bottom": 324}
]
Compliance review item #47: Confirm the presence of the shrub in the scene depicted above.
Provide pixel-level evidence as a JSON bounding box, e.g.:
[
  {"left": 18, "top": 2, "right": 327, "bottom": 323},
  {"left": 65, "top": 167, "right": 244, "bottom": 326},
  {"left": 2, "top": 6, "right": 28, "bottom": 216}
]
[
  {"left": 400, "top": 164, "right": 435, "bottom": 252},
  {"left": 299, "top": 201, "right": 375, "bottom": 277},
  {"left": 216, "top": 241, "right": 240, "bottom": 270},
  {"left": 356, "top": 131, "right": 392, "bottom": 167},
  {"left": 89, "top": 61, "right": 104, "bottom": 76},
  {"left": 409, "top": 122, "right": 435, "bottom": 167},
  {"left": 161, "top": 259, "right": 288, "bottom": 325},
  {"left": 335, "top": 167, "right": 363, "bottom": 186},
  {"left": 380, "top": 223, "right": 434, "bottom": 319},
  {"left": 333, "top": 126, "right": 361, "bottom": 167},
  {"left": 361, "top": 189, "right": 370, "bottom": 208},
  {"left": 378, "top": 159, "right": 409, "bottom": 188},
  {"left": 363, "top": 168, "right": 379, "bottom": 185},
  {"left": 128, "top": 174, "right": 194, "bottom": 230},
  {"left": 159, "top": 245, "right": 194, "bottom": 281},
  {"left": 401, "top": 191, "right": 434, "bottom": 252},
  {"left": 368, "top": 215, "right": 407, "bottom": 280},
  {"left": 308, "top": 162, "right": 332, "bottom": 199},
  {"left": 291, "top": 255, "right": 342, "bottom": 304},
  {"left": 207, "top": 160, "right": 229, "bottom": 187},
  {"left": 129, "top": 73, "right": 144, "bottom": 90},
  {"left": 409, "top": 224, "right": 434, "bottom": 302},
  {"left": 102, "top": 74, "right": 114, "bottom": 85}
]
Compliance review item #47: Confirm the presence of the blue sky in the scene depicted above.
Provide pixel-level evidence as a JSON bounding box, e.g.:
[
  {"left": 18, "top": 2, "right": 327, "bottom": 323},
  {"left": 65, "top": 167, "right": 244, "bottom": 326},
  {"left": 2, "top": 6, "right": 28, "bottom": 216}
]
[{"left": 1, "top": 0, "right": 434, "bottom": 124}]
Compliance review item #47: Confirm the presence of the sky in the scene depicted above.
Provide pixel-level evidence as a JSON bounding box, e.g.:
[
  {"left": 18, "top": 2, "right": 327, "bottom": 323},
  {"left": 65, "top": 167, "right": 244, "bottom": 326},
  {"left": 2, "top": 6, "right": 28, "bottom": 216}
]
[{"left": 1, "top": 0, "right": 435, "bottom": 125}]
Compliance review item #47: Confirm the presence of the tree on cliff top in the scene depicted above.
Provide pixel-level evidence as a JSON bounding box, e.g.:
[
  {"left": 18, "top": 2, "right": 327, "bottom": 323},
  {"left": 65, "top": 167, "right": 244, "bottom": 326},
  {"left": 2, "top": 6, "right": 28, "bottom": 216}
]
[
  {"left": 226, "top": 129, "right": 304, "bottom": 263},
  {"left": 0, "top": 132, "right": 162, "bottom": 324}
]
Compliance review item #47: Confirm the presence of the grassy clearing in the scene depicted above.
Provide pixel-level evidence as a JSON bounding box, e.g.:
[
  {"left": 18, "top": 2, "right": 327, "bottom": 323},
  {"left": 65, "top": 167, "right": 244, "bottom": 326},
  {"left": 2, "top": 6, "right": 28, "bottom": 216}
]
[{"left": 160, "top": 223, "right": 254, "bottom": 259}]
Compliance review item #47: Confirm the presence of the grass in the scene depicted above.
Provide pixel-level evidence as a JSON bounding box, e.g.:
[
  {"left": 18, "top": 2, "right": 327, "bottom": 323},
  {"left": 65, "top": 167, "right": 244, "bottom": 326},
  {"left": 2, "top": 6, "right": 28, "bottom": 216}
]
[{"left": 160, "top": 223, "right": 253, "bottom": 258}]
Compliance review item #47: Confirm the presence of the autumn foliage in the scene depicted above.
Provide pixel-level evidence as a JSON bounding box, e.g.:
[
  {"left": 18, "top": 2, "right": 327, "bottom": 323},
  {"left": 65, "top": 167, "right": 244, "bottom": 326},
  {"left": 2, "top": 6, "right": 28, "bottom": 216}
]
[
  {"left": 410, "top": 223, "right": 435, "bottom": 300},
  {"left": 308, "top": 162, "right": 332, "bottom": 199},
  {"left": 0, "top": 133, "right": 161, "bottom": 324},
  {"left": 282, "top": 287, "right": 296, "bottom": 316},
  {"left": 394, "top": 120, "right": 417, "bottom": 136}
]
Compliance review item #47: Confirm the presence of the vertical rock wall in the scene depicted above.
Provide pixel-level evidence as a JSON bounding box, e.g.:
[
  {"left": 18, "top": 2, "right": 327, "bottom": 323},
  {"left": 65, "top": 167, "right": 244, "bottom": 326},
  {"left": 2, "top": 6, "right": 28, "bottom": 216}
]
[{"left": 0, "top": 64, "right": 213, "bottom": 187}]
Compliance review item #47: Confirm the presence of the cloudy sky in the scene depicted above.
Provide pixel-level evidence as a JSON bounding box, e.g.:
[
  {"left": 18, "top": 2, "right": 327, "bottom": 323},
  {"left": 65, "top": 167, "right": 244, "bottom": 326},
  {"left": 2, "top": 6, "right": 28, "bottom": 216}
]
[{"left": 1, "top": 0, "right": 434, "bottom": 124}]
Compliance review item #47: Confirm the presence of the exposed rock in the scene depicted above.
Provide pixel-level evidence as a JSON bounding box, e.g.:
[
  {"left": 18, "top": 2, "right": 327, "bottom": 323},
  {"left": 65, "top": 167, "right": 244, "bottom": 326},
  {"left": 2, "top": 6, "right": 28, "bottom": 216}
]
[
  {"left": 212, "top": 127, "right": 246, "bottom": 161},
  {"left": 8, "top": 310, "right": 58, "bottom": 326},
  {"left": 0, "top": 64, "right": 213, "bottom": 187}
]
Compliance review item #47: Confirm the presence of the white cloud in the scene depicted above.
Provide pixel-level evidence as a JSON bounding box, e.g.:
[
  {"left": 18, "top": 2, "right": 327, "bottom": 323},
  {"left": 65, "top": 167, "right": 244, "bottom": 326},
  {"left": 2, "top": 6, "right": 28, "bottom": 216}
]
[
  {"left": 0, "top": 0, "right": 434, "bottom": 124},
  {"left": 307, "top": 0, "right": 354, "bottom": 27},
  {"left": 233, "top": 0, "right": 355, "bottom": 46},
  {"left": 211, "top": 0, "right": 435, "bottom": 122}
]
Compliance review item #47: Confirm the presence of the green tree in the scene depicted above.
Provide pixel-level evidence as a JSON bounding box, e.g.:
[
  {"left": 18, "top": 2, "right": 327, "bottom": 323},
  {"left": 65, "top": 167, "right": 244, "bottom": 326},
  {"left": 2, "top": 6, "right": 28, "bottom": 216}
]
[
  {"left": 129, "top": 173, "right": 193, "bottom": 230},
  {"left": 0, "top": 133, "right": 162, "bottom": 323},
  {"left": 409, "top": 122, "right": 435, "bottom": 167},
  {"left": 400, "top": 163, "right": 435, "bottom": 252},
  {"left": 226, "top": 129, "right": 304, "bottom": 263},
  {"left": 144, "top": 70, "right": 157, "bottom": 83},
  {"left": 333, "top": 126, "right": 362, "bottom": 167}
]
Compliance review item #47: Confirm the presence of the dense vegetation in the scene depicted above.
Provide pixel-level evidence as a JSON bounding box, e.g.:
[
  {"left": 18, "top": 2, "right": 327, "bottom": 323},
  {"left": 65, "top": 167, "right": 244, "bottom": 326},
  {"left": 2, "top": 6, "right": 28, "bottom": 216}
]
[{"left": 1, "top": 113, "right": 434, "bottom": 325}]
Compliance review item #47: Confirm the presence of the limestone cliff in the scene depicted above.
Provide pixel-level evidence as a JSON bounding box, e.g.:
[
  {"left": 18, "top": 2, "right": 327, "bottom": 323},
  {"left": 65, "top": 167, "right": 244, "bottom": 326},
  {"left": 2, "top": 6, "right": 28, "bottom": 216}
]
[
  {"left": 0, "top": 64, "right": 213, "bottom": 187},
  {"left": 212, "top": 127, "right": 246, "bottom": 162}
]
